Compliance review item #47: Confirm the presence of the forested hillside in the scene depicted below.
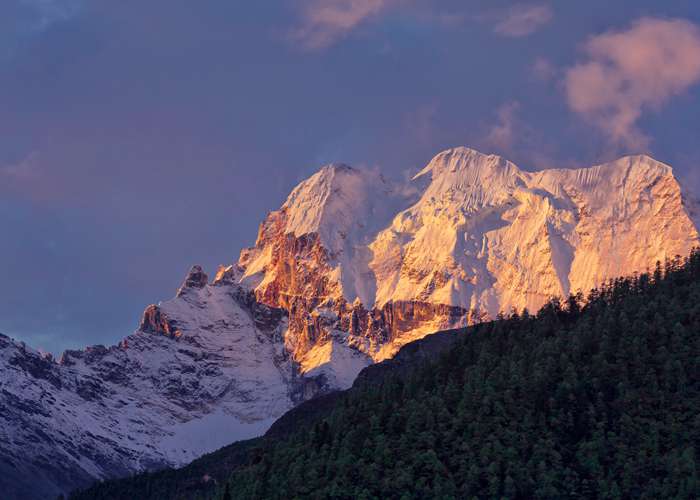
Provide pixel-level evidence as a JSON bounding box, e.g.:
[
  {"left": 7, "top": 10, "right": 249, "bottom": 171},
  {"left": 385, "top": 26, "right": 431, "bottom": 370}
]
[{"left": 71, "top": 251, "right": 700, "bottom": 499}]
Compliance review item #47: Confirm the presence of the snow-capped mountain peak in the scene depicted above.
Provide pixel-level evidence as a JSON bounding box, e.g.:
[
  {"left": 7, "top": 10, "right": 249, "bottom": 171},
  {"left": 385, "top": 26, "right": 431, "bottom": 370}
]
[
  {"left": 238, "top": 147, "right": 699, "bottom": 361},
  {"left": 176, "top": 265, "right": 209, "bottom": 296},
  {"left": 413, "top": 147, "right": 521, "bottom": 181},
  {"left": 280, "top": 162, "right": 398, "bottom": 255}
]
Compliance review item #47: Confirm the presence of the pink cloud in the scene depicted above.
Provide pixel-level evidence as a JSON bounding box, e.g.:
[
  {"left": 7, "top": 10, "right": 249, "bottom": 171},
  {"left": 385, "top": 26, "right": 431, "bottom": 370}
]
[
  {"left": 492, "top": 4, "right": 553, "bottom": 38},
  {"left": 292, "top": 0, "right": 395, "bottom": 51},
  {"left": 484, "top": 101, "right": 520, "bottom": 152},
  {"left": 564, "top": 17, "right": 700, "bottom": 150},
  {"left": 0, "top": 151, "right": 63, "bottom": 203},
  {"left": 531, "top": 56, "right": 556, "bottom": 82},
  {"left": 1, "top": 152, "right": 41, "bottom": 181},
  {"left": 402, "top": 101, "right": 439, "bottom": 145},
  {"left": 478, "top": 100, "right": 567, "bottom": 169}
]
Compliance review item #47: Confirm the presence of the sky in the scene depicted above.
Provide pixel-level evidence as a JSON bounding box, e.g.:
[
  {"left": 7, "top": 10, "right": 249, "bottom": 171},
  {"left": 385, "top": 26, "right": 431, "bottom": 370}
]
[{"left": 1, "top": 0, "right": 700, "bottom": 354}]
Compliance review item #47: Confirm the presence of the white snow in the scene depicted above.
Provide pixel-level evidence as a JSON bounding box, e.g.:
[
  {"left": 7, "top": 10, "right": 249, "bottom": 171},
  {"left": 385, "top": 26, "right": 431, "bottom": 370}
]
[
  {"left": 299, "top": 337, "right": 372, "bottom": 389},
  {"left": 237, "top": 146, "right": 699, "bottom": 358},
  {"left": 0, "top": 279, "right": 296, "bottom": 497},
  {"left": 276, "top": 148, "right": 698, "bottom": 315},
  {"left": 242, "top": 163, "right": 414, "bottom": 306}
]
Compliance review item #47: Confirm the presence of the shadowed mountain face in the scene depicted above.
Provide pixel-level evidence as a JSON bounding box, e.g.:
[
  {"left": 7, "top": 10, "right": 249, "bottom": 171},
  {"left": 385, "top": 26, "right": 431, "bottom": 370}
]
[{"left": 1, "top": 147, "right": 698, "bottom": 499}]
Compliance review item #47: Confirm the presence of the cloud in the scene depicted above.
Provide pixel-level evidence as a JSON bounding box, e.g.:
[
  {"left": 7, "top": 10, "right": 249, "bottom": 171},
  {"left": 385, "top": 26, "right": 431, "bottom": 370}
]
[
  {"left": 1, "top": 151, "right": 40, "bottom": 180},
  {"left": 478, "top": 101, "right": 567, "bottom": 169},
  {"left": 22, "top": 0, "right": 83, "bottom": 32},
  {"left": 403, "top": 101, "right": 439, "bottom": 145},
  {"left": 292, "top": 0, "right": 395, "bottom": 50},
  {"left": 1, "top": 0, "right": 83, "bottom": 59},
  {"left": 531, "top": 56, "right": 556, "bottom": 82},
  {"left": 0, "top": 151, "right": 54, "bottom": 201},
  {"left": 483, "top": 101, "right": 520, "bottom": 152},
  {"left": 491, "top": 4, "right": 553, "bottom": 37},
  {"left": 564, "top": 17, "right": 700, "bottom": 151}
]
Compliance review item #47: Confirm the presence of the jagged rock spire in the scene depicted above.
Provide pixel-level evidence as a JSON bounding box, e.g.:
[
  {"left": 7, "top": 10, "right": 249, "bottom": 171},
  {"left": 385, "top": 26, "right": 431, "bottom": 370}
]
[{"left": 177, "top": 265, "right": 208, "bottom": 296}]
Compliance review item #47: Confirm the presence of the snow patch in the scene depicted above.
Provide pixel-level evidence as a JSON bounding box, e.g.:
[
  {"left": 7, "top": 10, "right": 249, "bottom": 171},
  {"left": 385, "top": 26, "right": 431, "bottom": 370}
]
[{"left": 299, "top": 338, "right": 371, "bottom": 389}]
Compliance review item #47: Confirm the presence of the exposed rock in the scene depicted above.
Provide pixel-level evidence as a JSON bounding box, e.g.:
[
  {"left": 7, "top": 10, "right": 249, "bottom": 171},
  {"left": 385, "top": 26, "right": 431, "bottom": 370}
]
[
  {"left": 139, "top": 304, "right": 179, "bottom": 337},
  {"left": 177, "top": 265, "right": 209, "bottom": 296}
]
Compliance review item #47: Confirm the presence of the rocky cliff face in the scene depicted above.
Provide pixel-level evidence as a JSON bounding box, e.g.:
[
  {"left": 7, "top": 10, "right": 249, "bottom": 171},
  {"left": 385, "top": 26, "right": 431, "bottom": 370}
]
[{"left": 1, "top": 147, "right": 697, "bottom": 499}]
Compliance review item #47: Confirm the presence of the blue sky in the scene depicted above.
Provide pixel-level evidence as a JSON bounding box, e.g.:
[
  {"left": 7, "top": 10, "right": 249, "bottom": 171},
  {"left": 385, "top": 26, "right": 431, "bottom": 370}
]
[{"left": 2, "top": 0, "right": 700, "bottom": 354}]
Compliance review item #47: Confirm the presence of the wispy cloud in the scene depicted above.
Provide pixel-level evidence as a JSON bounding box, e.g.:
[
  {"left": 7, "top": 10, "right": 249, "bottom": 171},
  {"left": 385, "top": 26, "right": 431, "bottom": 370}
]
[
  {"left": 491, "top": 4, "right": 553, "bottom": 38},
  {"left": 22, "top": 0, "right": 83, "bottom": 32},
  {"left": 531, "top": 56, "right": 556, "bottom": 82},
  {"left": 483, "top": 101, "right": 520, "bottom": 152},
  {"left": 478, "top": 100, "right": 567, "bottom": 169},
  {"left": 402, "top": 101, "right": 439, "bottom": 145},
  {"left": 1, "top": 0, "right": 83, "bottom": 59},
  {"left": 564, "top": 17, "right": 700, "bottom": 151},
  {"left": 1, "top": 151, "right": 41, "bottom": 181},
  {"left": 292, "top": 0, "right": 396, "bottom": 51},
  {"left": 0, "top": 151, "right": 58, "bottom": 202}
]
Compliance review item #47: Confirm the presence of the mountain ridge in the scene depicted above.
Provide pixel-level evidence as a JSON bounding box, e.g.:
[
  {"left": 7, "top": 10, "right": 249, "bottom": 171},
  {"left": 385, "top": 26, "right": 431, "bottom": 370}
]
[{"left": 236, "top": 147, "right": 698, "bottom": 361}]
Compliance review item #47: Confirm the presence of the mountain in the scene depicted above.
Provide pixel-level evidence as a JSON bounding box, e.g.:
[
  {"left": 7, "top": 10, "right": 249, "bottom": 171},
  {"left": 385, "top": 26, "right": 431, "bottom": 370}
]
[
  {"left": 0, "top": 269, "right": 303, "bottom": 499},
  {"left": 238, "top": 147, "right": 698, "bottom": 363},
  {"left": 71, "top": 249, "right": 700, "bottom": 500},
  {"left": 1, "top": 147, "right": 698, "bottom": 499}
]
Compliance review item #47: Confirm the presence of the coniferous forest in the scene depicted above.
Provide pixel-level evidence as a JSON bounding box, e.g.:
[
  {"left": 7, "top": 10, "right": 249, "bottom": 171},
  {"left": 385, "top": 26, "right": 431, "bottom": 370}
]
[{"left": 71, "top": 251, "right": 700, "bottom": 500}]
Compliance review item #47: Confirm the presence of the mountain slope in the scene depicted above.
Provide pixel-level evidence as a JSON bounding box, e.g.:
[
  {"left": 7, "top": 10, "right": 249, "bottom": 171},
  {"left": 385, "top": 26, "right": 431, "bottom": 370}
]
[
  {"left": 65, "top": 327, "right": 471, "bottom": 500},
  {"left": 0, "top": 269, "right": 299, "bottom": 500},
  {"left": 70, "top": 250, "right": 700, "bottom": 500}
]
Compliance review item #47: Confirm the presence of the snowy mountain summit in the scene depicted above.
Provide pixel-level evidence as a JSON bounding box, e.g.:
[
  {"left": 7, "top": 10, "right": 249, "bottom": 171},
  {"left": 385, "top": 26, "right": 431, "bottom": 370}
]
[
  {"left": 239, "top": 147, "right": 698, "bottom": 361},
  {"left": 1, "top": 147, "right": 698, "bottom": 499}
]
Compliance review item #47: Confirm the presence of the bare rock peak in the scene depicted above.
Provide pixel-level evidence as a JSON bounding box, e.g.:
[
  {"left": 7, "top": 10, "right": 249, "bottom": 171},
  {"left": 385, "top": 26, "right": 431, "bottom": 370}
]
[
  {"left": 139, "top": 304, "right": 178, "bottom": 337},
  {"left": 320, "top": 162, "right": 354, "bottom": 173},
  {"left": 177, "top": 265, "right": 208, "bottom": 296}
]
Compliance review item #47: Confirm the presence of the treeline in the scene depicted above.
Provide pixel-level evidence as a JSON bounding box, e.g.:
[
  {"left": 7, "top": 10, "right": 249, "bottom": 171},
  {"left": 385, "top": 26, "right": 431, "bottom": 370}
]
[{"left": 71, "top": 252, "right": 700, "bottom": 499}]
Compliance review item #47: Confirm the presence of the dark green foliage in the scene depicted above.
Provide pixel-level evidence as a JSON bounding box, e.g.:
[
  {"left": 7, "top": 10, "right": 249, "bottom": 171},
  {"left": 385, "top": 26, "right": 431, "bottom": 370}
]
[
  {"left": 222, "top": 482, "right": 232, "bottom": 500},
  {"left": 225, "top": 252, "right": 700, "bottom": 499},
  {"left": 72, "top": 251, "right": 700, "bottom": 499}
]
